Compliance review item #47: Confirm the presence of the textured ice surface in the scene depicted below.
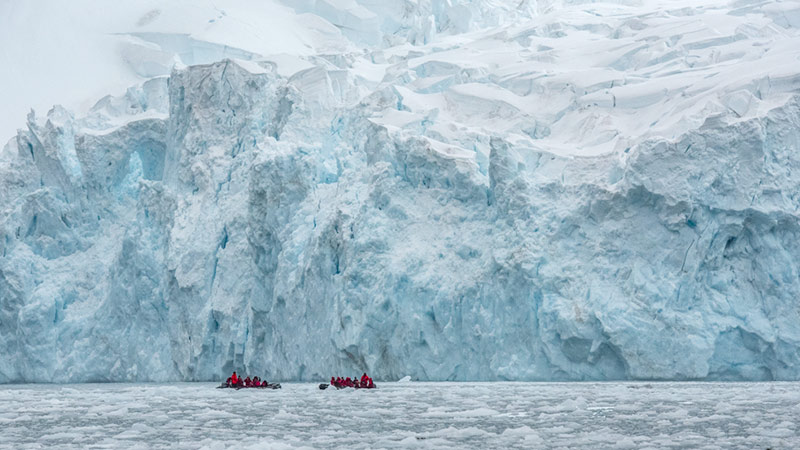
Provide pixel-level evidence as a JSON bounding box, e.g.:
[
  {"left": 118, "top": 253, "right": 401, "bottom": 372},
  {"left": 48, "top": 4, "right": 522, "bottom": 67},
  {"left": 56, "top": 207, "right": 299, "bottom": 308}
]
[
  {"left": 1, "top": 382, "right": 799, "bottom": 449},
  {"left": 2, "top": 0, "right": 800, "bottom": 382}
]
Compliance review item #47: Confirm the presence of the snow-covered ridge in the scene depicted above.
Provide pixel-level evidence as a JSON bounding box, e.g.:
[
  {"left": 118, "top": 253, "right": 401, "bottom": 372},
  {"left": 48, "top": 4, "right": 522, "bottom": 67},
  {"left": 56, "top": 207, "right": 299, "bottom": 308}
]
[{"left": 1, "top": 0, "right": 800, "bottom": 382}]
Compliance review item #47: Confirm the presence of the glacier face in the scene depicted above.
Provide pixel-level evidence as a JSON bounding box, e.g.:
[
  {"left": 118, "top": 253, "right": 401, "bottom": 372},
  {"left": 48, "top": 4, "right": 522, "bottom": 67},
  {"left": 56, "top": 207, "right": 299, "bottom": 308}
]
[{"left": 2, "top": 0, "right": 800, "bottom": 382}]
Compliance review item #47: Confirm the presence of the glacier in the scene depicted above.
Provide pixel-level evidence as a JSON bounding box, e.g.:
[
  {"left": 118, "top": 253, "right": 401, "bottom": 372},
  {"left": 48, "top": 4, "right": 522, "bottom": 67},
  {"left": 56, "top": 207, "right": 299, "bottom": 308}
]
[{"left": 2, "top": 0, "right": 800, "bottom": 382}]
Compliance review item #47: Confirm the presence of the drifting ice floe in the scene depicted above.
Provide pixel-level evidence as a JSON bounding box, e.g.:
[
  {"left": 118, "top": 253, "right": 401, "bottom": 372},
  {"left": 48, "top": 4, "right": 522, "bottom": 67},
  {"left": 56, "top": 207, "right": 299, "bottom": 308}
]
[{"left": 0, "top": 382, "right": 799, "bottom": 448}]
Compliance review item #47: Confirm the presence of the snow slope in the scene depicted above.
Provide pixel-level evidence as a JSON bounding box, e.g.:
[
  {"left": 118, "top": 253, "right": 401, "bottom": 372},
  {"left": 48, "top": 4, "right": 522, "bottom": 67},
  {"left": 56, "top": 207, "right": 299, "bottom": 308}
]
[
  {"left": 0, "top": 0, "right": 350, "bottom": 144},
  {"left": 2, "top": 0, "right": 800, "bottom": 382}
]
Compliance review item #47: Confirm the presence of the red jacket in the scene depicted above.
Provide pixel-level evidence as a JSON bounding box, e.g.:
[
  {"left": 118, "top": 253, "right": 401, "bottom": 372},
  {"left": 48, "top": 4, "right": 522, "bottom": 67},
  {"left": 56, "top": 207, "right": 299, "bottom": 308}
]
[{"left": 231, "top": 373, "right": 239, "bottom": 384}]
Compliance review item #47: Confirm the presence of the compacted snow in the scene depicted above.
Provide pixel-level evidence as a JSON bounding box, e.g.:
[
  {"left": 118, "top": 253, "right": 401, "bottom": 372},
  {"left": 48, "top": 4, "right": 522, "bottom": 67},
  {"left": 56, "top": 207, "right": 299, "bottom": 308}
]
[
  {"left": 3, "top": 0, "right": 800, "bottom": 383},
  {"left": 0, "top": 382, "right": 798, "bottom": 449}
]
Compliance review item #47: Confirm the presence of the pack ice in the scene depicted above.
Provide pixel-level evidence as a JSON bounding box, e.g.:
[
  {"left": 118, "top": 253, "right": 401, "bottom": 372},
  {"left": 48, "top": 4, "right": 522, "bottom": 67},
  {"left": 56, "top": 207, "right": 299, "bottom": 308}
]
[{"left": 2, "top": 0, "right": 800, "bottom": 382}]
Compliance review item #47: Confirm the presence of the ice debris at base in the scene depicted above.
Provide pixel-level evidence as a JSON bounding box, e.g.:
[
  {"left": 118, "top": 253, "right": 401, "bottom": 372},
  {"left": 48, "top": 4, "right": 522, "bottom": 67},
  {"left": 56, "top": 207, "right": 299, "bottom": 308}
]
[
  {"left": 1, "top": 382, "right": 799, "bottom": 448},
  {"left": 2, "top": 0, "right": 800, "bottom": 382}
]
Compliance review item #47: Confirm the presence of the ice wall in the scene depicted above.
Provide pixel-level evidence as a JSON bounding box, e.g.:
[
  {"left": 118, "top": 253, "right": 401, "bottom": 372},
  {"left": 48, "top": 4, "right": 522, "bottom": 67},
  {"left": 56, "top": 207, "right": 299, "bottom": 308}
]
[
  {"left": 2, "top": 0, "right": 800, "bottom": 382},
  {"left": 2, "top": 58, "right": 799, "bottom": 382}
]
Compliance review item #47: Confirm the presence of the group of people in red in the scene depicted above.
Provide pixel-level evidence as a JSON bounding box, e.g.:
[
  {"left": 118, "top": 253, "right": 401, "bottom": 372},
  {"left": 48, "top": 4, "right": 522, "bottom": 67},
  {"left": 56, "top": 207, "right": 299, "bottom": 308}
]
[
  {"left": 330, "top": 373, "right": 375, "bottom": 389},
  {"left": 225, "top": 371, "right": 270, "bottom": 388}
]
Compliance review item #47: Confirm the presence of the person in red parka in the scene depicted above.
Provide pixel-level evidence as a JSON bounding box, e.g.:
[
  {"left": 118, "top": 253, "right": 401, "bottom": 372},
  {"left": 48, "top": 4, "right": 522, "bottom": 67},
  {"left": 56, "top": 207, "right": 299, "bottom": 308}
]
[
  {"left": 231, "top": 372, "right": 239, "bottom": 385},
  {"left": 361, "top": 373, "right": 369, "bottom": 385},
  {"left": 368, "top": 378, "right": 375, "bottom": 388},
  {"left": 244, "top": 376, "right": 252, "bottom": 387}
]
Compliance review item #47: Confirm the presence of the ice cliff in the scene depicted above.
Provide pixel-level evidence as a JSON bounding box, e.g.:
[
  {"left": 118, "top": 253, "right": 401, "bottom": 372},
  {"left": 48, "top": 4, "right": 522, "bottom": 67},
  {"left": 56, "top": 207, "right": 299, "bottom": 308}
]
[{"left": 2, "top": 0, "right": 800, "bottom": 382}]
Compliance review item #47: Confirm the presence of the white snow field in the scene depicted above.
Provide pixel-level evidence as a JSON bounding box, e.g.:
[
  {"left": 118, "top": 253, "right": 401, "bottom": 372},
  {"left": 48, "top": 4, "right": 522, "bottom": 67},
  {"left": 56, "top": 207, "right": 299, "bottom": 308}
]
[
  {"left": 1, "top": 382, "right": 799, "bottom": 449},
  {"left": 3, "top": 0, "right": 800, "bottom": 383}
]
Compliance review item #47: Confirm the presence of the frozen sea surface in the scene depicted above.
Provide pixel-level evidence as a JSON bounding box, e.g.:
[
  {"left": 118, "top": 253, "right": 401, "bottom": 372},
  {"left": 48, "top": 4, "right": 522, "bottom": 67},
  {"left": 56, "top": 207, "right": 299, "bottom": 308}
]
[{"left": 0, "top": 382, "right": 798, "bottom": 449}]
